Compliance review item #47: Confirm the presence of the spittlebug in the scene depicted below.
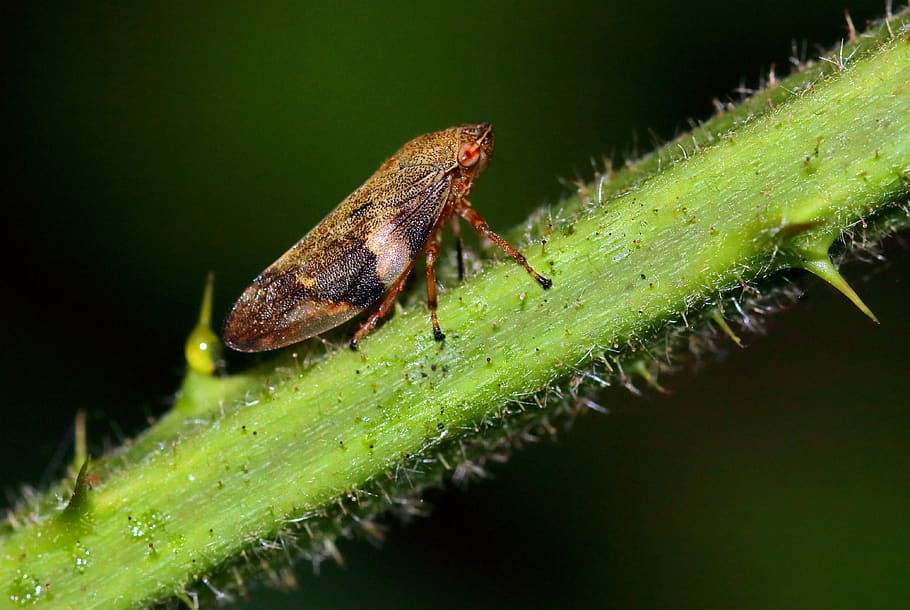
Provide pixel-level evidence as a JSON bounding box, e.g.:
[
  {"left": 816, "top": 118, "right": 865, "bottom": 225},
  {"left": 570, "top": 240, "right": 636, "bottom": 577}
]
[{"left": 223, "top": 122, "right": 551, "bottom": 351}]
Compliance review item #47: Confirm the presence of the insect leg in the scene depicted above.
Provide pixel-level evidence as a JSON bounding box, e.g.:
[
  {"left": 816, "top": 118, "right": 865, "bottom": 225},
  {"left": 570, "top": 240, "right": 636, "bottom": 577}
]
[
  {"left": 349, "top": 258, "right": 417, "bottom": 350},
  {"left": 426, "top": 228, "right": 445, "bottom": 341},
  {"left": 450, "top": 215, "right": 465, "bottom": 281},
  {"left": 455, "top": 201, "right": 552, "bottom": 289}
]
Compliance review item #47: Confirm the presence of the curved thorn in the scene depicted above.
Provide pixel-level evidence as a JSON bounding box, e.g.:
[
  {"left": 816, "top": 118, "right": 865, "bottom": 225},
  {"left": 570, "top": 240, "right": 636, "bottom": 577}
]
[{"left": 801, "top": 257, "right": 879, "bottom": 323}]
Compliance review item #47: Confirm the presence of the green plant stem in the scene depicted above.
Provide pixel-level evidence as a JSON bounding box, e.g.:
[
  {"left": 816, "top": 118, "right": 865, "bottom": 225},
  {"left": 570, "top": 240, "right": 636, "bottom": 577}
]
[{"left": 2, "top": 12, "right": 909, "bottom": 610}]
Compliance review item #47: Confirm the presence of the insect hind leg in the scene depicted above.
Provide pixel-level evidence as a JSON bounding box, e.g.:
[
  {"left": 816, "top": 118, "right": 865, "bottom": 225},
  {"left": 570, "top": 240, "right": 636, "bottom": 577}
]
[
  {"left": 425, "top": 228, "right": 445, "bottom": 341},
  {"left": 455, "top": 201, "right": 551, "bottom": 289}
]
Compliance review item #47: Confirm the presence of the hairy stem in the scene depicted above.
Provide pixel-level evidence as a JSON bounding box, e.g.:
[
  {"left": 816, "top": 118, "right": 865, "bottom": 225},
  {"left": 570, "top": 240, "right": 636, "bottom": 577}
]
[{"left": 3, "top": 11, "right": 910, "bottom": 610}]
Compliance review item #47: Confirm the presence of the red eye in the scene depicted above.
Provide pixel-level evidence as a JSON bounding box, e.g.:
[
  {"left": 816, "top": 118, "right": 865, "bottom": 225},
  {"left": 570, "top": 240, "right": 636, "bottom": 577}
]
[{"left": 458, "top": 142, "right": 481, "bottom": 167}]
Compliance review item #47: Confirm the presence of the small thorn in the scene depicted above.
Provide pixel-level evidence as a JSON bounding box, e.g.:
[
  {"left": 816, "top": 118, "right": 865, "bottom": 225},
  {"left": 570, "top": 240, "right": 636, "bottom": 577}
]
[
  {"left": 73, "top": 409, "right": 87, "bottom": 475},
  {"left": 801, "top": 256, "right": 879, "bottom": 323},
  {"left": 185, "top": 272, "right": 223, "bottom": 375},
  {"left": 631, "top": 361, "right": 670, "bottom": 395},
  {"left": 710, "top": 310, "right": 744, "bottom": 348},
  {"left": 62, "top": 457, "right": 93, "bottom": 521},
  {"left": 844, "top": 9, "right": 857, "bottom": 42},
  {"left": 325, "top": 538, "right": 345, "bottom": 567},
  {"left": 200, "top": 271, "right": 214, "bottom": 326}
]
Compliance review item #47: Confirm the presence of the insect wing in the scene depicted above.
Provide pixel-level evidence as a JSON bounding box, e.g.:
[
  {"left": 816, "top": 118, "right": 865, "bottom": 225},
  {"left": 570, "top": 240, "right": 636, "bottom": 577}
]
[
  {"left": 365, "top": 166, "right": 453, "bottom": 275},
  {"left": 223, "top": 165, "right": 452, "bottom": 352}
]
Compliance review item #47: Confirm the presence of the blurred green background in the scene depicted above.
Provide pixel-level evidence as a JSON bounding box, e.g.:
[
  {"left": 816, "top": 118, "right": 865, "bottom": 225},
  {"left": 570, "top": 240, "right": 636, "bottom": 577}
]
[{"left": 4, "top": 2, "right": 909, "bottom": 608}]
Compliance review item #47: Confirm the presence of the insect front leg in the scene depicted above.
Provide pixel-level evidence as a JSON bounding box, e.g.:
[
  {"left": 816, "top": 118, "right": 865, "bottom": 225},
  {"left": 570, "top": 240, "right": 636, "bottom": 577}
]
[
  {"left": 349, "top": 258, "right": 417, "bottom": 350},
  {"left": 425, "top": 228, "right": 445, "bottom": 342},
  {"left": 455, "top": 200, "right": 552, "bottom": 289}
]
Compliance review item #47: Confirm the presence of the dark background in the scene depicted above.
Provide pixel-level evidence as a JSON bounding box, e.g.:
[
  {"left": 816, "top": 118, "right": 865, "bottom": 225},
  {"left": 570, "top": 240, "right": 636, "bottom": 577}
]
[{"left": 4, "top": 2, "right": 908, "bottom": 608}]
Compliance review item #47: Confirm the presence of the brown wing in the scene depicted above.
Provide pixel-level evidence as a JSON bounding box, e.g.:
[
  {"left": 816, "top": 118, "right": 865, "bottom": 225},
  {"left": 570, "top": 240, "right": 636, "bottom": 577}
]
[{"left": 223, "top": 165, "right": 452, "bottom": 351}]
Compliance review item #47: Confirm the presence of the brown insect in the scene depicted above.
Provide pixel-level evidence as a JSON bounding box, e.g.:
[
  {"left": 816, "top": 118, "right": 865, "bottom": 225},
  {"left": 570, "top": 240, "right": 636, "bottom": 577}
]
[{"left": 223, "top": 122, "right": 551, "bottom": 352}]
